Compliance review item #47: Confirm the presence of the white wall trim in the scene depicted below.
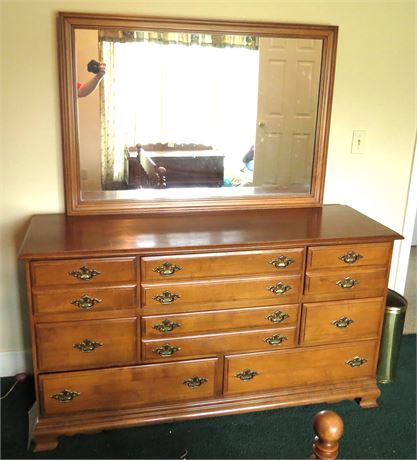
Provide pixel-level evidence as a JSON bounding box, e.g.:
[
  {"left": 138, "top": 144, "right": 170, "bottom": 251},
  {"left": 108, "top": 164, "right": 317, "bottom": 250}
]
[
  {"left": 394, "top": 133, "right": 417, "bottom": 294},
  {"left": 0, "top": 350, "right": 33, "bottom": 377}
]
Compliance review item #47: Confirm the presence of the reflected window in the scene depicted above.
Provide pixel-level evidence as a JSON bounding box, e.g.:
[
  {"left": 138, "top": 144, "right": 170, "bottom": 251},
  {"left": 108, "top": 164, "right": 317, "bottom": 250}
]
[{"left": 99, "top": 31, "right": 259, "bottom": 189}]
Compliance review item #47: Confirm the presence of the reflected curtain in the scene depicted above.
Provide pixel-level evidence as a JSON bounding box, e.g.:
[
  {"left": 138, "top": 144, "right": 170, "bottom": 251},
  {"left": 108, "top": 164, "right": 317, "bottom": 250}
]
[
  {"left": 99, "top": 41, "right": 125, "bottom": 190},
  {"left": 99, "top": 29, "right": 258, "bottom": 49}
]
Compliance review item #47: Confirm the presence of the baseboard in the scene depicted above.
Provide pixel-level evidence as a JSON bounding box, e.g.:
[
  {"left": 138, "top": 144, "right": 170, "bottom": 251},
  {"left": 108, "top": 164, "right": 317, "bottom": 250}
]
[{"left": 0, "top": 350, "right": 33, "bottom": 377}]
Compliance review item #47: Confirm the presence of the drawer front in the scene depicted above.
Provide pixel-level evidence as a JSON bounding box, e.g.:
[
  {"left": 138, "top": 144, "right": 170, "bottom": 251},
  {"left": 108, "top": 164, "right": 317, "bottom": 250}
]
[
  {"left": 32, "top": 285, "right": 137, "bottom": 317},
  {"left": 142, "top": 248, "right": 304, "bottom": 281},
  {"left": 36, "top": 318, "right": 138, "bottom": 372},
  {"left": 142, "top": 327, "right": 296, "bottom": 362},
  {"left": 304, "top": 268, "right": 387, "bottom": 299},
  {"left": 142, "top": 304, "right": 299, "bottom": 338},
  {"left": 300, "top": 298, "right": 384, "bottom": 346},
  {"left": 224, "top": 340, "right": 377, "bottom": 396},
  {"left": 39, "top": 358, "right": 218, "bottom": 415},
  {"left": 142, "top": 275, "right": 301, "bottom": 313},
  {"left": 31, "top": 257, "right": 137, "bottom": 287},
  {"left": 307, "top": 243, "right": 391, "bottom": 270}
]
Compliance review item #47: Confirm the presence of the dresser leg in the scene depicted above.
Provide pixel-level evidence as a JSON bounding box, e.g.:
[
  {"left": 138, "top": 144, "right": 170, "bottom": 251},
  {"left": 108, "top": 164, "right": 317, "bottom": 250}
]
[
  {"left": 32, "top": 434, "right": 59, "bottom": 452},
  {"left": 357, "top": 394, "right": 379, "bottom": 409}
]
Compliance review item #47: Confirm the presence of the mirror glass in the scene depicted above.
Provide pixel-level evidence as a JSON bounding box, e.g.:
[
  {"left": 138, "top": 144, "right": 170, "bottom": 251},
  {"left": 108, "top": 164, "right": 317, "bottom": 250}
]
[{"left": 75, "top": 28, "right": 323, "bottom": 195}]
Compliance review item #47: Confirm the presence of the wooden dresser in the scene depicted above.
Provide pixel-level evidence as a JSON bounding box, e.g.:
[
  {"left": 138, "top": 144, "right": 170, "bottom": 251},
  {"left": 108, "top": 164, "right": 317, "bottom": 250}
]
[{"left": 18, "top": 205, "right": 401, "bottom": 451}]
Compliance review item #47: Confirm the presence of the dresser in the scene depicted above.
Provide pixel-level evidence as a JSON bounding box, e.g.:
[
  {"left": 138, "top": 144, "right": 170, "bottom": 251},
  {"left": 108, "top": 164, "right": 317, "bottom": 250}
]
[{"left": 18, "top": 205, "right": 401, "bottom": 451}]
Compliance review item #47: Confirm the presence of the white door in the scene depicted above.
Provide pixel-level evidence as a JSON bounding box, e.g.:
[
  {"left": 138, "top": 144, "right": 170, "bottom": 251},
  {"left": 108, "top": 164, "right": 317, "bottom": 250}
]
[{"left": 253, "top": 37, "right": 322, "bottom": 190}]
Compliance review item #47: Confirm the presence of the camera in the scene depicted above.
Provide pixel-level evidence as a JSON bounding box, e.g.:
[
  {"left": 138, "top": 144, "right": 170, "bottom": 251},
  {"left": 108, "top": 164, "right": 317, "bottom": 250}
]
[{"left": 87, "top": 59, "right": 100, "bottom": 74}]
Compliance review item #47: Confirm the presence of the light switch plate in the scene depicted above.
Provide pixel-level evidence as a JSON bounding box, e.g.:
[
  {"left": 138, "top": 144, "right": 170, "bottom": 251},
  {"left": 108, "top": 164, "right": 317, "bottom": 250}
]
[{"left": 351, "top": 130, "right": 367, "bottom": 154}]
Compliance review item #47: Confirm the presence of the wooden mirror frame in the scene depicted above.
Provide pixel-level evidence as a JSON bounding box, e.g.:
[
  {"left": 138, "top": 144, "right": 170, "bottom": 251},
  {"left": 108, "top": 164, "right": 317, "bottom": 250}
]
[{"left": 58, "top": 12, "right": 338, "bottom": 215}]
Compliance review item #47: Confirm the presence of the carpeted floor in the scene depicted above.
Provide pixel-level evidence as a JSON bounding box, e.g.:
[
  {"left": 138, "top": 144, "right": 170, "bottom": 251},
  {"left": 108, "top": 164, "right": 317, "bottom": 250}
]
[{"left": 2, "top": 334, "right": 416, "bottom": 459}]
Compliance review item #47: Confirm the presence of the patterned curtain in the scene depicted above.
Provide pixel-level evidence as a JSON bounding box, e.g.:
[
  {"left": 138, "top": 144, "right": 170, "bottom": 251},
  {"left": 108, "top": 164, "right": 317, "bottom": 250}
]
[
  {"left": 99, "top": 30, "right": 258, "bottom": 49},
  {"left": 99, "top": 41, "right": 125, "bottom": 190}
]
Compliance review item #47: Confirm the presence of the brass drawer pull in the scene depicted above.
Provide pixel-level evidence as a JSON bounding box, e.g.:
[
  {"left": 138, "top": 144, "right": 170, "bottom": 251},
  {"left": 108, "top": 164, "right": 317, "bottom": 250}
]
[
  {"left": 183, "top": 376, "right": 208, "bottom": 388},
  {"left": 264, "top": 334, "right": 288, "bottom": 346},
  {"left": 153, "top": 319, "right": 181, "bottom": 333},
  {"left": 69, "top": 266, "right": 100, "bottom": 281},
  {"left": 153, "top": 262, "right": 182, "bottom": 277},
  {"left": 267, "top": 282, "right": 292, "bottom": 296},
  {"left": 73, "top": 338, "right": 103, "bottom": 353},
  {"left": 235, "top": 369, "right": 259, "bottom": 381},
  {"left": 339, "top": 251, "right": 363, "bottom": 264},
  {"left": 152, "top": 344, "right": 181, "bottom": 356},
  {"left": 50, "top": 389, "right": 80, "bottom": 403},
  {"left": 331, "top": 316, "right": 354, "bottom": 328},
  {"left": 265, "top": 310, "right": 289, "bottom": 323},
  {"left": 346, "top": 356, "right": 368, "bottom": 368},
  {"left": 152, "top": 291, "right": 181, "bottom": 304},
  {"left": 336, "top": 277, "right": 359, "bottom": 289},
  {"left": 71, "top": 294, "right": 102, "bottom": 310},
  {"left": 270, "top": 255, "right": 295, "bottom": 269}
]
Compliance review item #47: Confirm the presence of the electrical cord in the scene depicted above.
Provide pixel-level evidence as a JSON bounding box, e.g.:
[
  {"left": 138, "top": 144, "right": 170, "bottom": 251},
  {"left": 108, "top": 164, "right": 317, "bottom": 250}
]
[
  {"left": 0, "top": 380, "right": 19, "bottom": 400},
  {"left": 0, "top": 373, "right": 27, "bottom": 399}
]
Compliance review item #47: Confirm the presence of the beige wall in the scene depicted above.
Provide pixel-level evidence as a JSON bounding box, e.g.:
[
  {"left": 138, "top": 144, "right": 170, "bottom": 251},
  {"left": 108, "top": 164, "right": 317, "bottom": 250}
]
[{"left": 1, "top": 0, "right": 416, "bottom": 353}]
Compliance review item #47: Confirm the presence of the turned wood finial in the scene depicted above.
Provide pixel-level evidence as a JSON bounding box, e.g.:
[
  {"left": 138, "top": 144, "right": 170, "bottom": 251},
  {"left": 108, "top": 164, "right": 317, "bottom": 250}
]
[{"left": 311, "top": 410, "right": 344, "bottom": 460}]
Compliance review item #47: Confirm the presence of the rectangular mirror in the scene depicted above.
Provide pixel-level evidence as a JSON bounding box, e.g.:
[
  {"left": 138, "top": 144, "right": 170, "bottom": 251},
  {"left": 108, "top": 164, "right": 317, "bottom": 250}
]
[{"left": 59, "top": 13, "right": 337, "bottom": 214}]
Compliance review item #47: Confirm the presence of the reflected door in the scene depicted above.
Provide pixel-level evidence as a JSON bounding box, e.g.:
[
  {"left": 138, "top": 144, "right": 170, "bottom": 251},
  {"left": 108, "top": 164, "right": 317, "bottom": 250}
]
[{"left": 253, "top": 38, "right": 322, "bottom": 191}]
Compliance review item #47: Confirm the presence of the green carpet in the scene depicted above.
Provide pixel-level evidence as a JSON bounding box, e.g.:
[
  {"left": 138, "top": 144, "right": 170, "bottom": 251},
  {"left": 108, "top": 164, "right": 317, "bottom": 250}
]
[{"left": 2, "top": 335, "right": 416, "bottom": 459}]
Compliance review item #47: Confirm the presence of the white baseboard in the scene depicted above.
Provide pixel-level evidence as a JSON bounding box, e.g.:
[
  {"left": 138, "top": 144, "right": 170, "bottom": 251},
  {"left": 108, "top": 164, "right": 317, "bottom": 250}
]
[{"left": 0, "top": 350, "right": 33, "bottom": 377}]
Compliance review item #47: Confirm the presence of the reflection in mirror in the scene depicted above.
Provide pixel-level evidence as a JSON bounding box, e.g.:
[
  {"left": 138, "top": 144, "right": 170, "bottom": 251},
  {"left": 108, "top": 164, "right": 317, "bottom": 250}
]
[{"left": 75, "top": 29, "right": 322, "bottom": 194}]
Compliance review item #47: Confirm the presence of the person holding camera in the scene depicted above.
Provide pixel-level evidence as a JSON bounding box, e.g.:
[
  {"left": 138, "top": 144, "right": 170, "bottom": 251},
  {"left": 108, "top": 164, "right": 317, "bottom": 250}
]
[{"left": 77, "top": 61, "right": 106, "bottom": 98}]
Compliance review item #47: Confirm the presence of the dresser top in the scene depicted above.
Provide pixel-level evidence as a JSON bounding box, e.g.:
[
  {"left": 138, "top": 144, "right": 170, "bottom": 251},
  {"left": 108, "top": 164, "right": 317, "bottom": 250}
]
[{"left": 18, "top": 205, "right": 402, "bottom": 260}]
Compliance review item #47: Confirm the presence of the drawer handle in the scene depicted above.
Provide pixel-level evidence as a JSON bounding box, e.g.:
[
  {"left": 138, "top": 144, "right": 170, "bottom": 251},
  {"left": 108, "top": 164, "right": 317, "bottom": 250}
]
[
  {"left": 270, "top": 255, "right": 295, "bottom": 269},
  {"left": 183, "top": 376, "right": 208, "bottom": 388},
  {"left": 71, "top": 295, "right": 102, "bottom": 310},
  {"left": 331, "top": 316, "right": 354, "bottom": 328},
  {"left": 152, "top": 291, "right": 181, "bottom": 304},
  {"left": 267, "top": 282, "right": 292, "bottom": 296},
  {"left": 153, "top": 319, "right": 181, "bottom": 333},
  {"left": 73, "top": 338, "right": 103, "bottom": 353},
  {"left": 235, "top": 369, "right": 259, "bottom": 381},
  {"left": 69, "top": 266, "right": 100, "bottom": 281},
  {"left": 50, "top": 389, "right": 80, "bottom": 403},
  {"left": 346, "top": 356, "right": 368, "bottom": 368},
  {"left": 153, "top": 262, "right": 182, "bottom": 277},
  {"left": 265, "top": 310, "right": 290, "bottom": 323},
  {"left": 152, "top": 344, "right": 181, "bottom": 356},
  {"left": 339, "top": 251, "right": 363, "bottom": 264},
  {"left": 264, "top": 334, "right": 288, "bottom": 346},
  {"left": 336, "top": 277, "right": 359, "bottom": 289}
]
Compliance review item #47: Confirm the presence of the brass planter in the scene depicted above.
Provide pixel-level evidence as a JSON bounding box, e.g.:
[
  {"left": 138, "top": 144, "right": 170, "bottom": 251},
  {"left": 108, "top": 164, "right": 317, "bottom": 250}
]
[{"left": 377, "top": 289, "right": 408, "bottom": 384}]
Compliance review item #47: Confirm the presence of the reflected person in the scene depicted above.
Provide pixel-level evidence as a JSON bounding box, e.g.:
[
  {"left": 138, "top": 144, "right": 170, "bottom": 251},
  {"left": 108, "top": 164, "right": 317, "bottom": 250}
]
[{"left": 77, "top": 61, "right": 106, "bottom": 98}]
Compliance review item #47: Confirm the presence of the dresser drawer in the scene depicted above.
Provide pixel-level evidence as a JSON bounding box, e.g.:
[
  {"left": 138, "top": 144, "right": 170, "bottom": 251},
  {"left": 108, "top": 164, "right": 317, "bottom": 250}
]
[
  {"left": 224, "top": 340, "right": 377, "bottom": 396},
  {"left": 36, "top": 318, "right": 138, "bottom": 372},
  {"left": 300, "top": 298, "right": 384, "bottom": 346},
  {"left": 142, "top": 275, "right": 301, "bottom": 313},
  {"left": 307, "top": 243, "right": 391, "bottom": 270},
  {"left": 142, "top": 248, "right": 304, "bottom": 281},
  {"left": 142, "top": 327, "right": 296, "bottom": 362},
  {"left": 32, "top": 285, "right": 137, "bottom": 319},
  {"left": 142, "top": 304, "right": 298, "bottom": 338},
  {"left": 304, "top": 267, "right": 387, "bottom": 299},
  {"left": 39, "top": 358, "right": 218, "bottom": 416},
  {"left": 31, "top": 257, "right": 137, "bottom": 287}
]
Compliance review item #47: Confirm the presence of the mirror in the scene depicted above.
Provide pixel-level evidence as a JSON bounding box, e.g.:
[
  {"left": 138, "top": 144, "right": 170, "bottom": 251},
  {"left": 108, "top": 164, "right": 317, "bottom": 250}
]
[{"left": 59, "top": 13, "right": 338, "bottom": 214}]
